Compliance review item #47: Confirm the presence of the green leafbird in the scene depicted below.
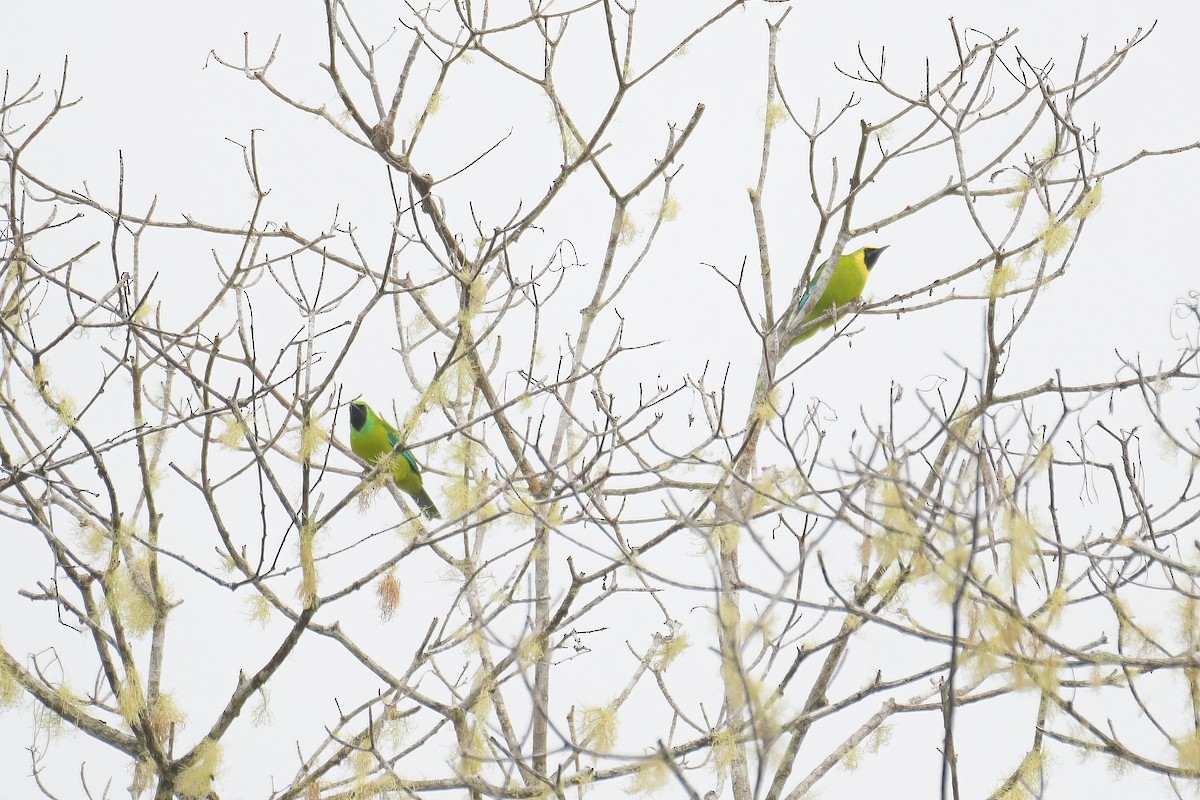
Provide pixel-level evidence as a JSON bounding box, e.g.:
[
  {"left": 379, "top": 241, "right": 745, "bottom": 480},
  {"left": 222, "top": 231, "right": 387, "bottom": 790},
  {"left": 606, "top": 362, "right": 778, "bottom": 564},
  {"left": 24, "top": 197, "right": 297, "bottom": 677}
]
[
  {"left": 792, "top": 245, "right": 889, "bottom": 345},
  {"left": 348, "top": 400, "right": 441, "bottom": 519}
]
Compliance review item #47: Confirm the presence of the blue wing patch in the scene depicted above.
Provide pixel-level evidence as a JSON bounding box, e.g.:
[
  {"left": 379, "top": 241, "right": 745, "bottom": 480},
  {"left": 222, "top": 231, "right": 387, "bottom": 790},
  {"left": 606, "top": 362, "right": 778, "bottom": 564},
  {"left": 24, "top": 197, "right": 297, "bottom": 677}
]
[
  {"left": 384, "top": 427, "right": 421, "bottom": 474},
  {"left": 798, "top": 265, "right": 825, "bottom": 310}
]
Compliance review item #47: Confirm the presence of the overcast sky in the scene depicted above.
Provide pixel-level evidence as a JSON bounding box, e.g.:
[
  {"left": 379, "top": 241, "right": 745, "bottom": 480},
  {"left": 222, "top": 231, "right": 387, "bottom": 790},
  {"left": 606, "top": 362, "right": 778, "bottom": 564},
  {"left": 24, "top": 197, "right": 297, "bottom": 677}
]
[
  {"left": 4, "top": 1, "right": 1200, "bottom": 798},
  {"left": 8, "top": 1, "right": 1197, "bottom": 407}
]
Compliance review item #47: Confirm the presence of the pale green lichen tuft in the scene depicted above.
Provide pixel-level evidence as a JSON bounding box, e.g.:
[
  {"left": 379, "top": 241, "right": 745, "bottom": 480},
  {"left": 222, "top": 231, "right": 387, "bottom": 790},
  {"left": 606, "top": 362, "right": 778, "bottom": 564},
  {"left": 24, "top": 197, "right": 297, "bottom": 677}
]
[
  {"left": 297, "top": 522, "right": 319, "bottom": 607},
  {"left": 617, "top": 211, "right": 639, "bottom": 246},
  {"left": 1038, "top": 214, "right": 1071, "bottom": 256},
  {"left": 0, "top": 653, "right": 21, "bottom": 707},
  {"left": 177, "top": 738, "right": 221, "bottom": 798},
  {"left": 653, "top": 633, "right": 689, "bottom": 671},
  {"left": 1073, "top": 180, "right": 1103, "bottom": 220},
  {"left": 298, "top": 417, "right": 329, "bottom": 462},
  {"left": 218, "top": 416, "right": 247, "bottom": 450},
  {"left": 764, "top": 101, "right": 786, "bottom": 130},
  {"left": 118, "top": 669, "right": 145, "bottom": 725},
  {"left": 989, "top": 264, "right": 1018, "bottom": 297},
  {"left": 578, "top": 704, "right": 619, "bottom": 753},
  {"left": 660, "top": 196, "right": 680, "bottom": 222},
  {"left": 626, "top": 756, "right": 668, "bottom": 795}
]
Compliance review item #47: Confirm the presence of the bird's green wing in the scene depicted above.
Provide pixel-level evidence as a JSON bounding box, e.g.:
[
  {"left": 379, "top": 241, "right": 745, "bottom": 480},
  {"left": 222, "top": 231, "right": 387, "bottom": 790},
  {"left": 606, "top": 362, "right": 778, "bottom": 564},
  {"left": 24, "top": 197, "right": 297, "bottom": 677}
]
[
  {"left": 381, "top": 419, "right": 421, "bottom": 475},
  {"left": 378, "top": 415, "right": 400, "bottom": 443},
  {"left": 383, "top": 426, "right": 399, "bottom": 449}
]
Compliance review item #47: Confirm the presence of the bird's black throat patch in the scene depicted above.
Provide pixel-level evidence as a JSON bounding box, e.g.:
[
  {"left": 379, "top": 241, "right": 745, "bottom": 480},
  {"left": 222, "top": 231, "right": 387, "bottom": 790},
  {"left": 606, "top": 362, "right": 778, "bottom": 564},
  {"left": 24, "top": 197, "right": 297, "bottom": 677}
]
[
  {"left": 349, "top": 401, "right": 367, "bottom": 431},
  {"left": 863, "top": 246, "right": 889, "bottom": 270}
]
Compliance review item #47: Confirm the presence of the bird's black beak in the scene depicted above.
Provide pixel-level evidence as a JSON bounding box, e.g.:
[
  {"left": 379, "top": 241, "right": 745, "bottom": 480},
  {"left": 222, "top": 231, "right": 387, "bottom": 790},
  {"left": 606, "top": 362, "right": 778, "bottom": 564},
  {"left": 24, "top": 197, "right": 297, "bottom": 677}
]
[
  {"left": 348, "top": 401, "right": 366, "bottom": 431},
  {"left": 863, "top": 245, "right": 889, "bottom": 270}
]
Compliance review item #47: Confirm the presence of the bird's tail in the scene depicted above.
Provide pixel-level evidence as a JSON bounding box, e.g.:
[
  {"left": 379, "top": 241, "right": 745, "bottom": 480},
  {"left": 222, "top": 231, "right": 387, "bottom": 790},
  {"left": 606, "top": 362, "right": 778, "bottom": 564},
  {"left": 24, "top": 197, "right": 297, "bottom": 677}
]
[{"left": 414, "top": 489, "right": 441, "bottom": 519}]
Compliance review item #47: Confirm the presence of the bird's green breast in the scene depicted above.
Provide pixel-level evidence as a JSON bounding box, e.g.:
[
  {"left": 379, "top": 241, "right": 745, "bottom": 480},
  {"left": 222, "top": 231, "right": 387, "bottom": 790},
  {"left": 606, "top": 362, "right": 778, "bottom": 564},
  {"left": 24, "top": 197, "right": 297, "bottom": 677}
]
[
  {"left": 352, "top": 417, "right": 417, "bottom": 486},
  {"left": 805, "top": 251, "right": 869, "bottom": 320},
  {"left": 350, "top": 418, "right": 390, "bottom": 462}
]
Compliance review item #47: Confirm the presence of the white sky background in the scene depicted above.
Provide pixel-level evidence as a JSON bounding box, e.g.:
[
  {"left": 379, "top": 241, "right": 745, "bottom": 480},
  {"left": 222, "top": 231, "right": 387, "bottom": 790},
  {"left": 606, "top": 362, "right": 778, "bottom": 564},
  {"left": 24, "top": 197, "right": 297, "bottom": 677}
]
[{"left": 3, "top": 0, "right": 1200, "bottom": 798}]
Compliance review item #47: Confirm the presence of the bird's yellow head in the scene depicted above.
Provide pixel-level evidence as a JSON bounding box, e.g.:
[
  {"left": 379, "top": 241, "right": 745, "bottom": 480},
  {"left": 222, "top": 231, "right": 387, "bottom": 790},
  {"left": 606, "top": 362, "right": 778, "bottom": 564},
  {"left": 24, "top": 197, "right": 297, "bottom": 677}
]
[{"left": 863, "top": 246, "right": 889, "bottom": 270}]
